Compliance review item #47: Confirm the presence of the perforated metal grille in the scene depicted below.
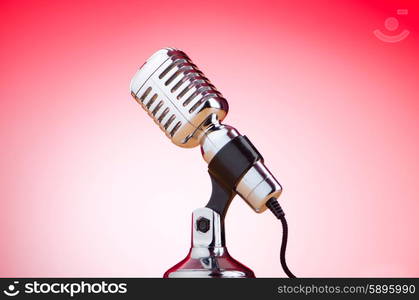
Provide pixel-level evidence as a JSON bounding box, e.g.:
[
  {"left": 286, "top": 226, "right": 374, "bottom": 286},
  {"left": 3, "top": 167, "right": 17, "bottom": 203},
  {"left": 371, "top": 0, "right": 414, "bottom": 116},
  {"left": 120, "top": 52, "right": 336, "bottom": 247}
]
[{"left": 130, "top": 48, "right": 228, "bottom": 147}]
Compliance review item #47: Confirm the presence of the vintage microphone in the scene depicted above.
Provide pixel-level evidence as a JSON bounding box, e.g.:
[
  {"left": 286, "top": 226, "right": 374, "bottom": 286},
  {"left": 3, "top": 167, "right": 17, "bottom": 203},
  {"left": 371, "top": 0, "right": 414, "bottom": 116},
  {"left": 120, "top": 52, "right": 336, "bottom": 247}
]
[{"left": 130, "top": 48, "right": 296, "bottom": 278}]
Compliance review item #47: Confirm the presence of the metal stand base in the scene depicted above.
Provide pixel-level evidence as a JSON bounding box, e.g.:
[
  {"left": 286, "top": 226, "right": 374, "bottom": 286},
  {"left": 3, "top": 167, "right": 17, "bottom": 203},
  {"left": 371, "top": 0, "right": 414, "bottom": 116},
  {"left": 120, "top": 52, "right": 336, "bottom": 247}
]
[{"left": 163, "top": 207, "right": 255, "bottom": 278}]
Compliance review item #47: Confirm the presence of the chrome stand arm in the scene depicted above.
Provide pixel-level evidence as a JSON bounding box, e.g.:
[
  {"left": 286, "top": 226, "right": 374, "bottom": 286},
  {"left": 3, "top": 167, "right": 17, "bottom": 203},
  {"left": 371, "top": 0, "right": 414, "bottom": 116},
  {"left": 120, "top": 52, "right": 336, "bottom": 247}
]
[{"left": 163, "top": 207, "right": 255, "bottom": 278}]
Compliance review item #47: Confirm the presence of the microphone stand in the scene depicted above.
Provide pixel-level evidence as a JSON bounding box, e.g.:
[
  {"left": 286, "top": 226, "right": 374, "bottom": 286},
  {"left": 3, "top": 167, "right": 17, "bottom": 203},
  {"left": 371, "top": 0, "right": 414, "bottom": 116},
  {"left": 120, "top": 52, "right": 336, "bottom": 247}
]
[{"left": 163, "top": 173, "right": 255, "bottom": 278}]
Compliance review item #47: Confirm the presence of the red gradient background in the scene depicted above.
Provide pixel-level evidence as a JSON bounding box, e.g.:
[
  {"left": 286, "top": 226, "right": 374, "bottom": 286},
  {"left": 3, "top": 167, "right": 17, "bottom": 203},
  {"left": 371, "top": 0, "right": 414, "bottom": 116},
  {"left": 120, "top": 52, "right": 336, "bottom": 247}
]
[{"left": 1, "top": 0, "right": 418, "bottom": 277}]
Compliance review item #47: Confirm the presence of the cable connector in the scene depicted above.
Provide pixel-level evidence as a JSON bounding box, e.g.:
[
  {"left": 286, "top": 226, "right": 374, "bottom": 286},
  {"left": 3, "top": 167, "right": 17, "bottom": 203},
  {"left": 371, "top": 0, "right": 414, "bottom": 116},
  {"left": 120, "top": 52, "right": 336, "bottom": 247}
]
[{"left": 266, "top": 198, "right": 285, "bottom": 219}]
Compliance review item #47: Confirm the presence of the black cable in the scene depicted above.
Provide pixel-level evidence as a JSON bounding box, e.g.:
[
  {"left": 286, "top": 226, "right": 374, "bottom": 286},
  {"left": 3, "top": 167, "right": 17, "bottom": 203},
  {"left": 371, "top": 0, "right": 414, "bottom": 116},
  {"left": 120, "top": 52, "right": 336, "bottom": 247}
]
[{"left": 265, "top": 198, "right": 296, "bottom": 278}]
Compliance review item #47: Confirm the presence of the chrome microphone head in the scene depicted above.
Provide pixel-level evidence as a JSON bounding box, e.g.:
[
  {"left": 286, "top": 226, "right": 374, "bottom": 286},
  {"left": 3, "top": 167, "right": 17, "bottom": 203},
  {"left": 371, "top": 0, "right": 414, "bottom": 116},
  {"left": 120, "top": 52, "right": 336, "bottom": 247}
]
[
  {"left": 130, "top": 48, "right": 228, "bottom": 148},
  {"left": 130, "top": 48, "right": 282, "bottom": 213}
]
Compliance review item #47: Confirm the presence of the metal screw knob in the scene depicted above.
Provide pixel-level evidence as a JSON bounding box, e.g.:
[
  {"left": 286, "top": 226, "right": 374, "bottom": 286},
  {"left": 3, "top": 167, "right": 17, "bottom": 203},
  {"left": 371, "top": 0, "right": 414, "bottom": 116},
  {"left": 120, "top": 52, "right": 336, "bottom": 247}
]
[{"left": 196, "top": 217, "right": 210, "bottom": 233}]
